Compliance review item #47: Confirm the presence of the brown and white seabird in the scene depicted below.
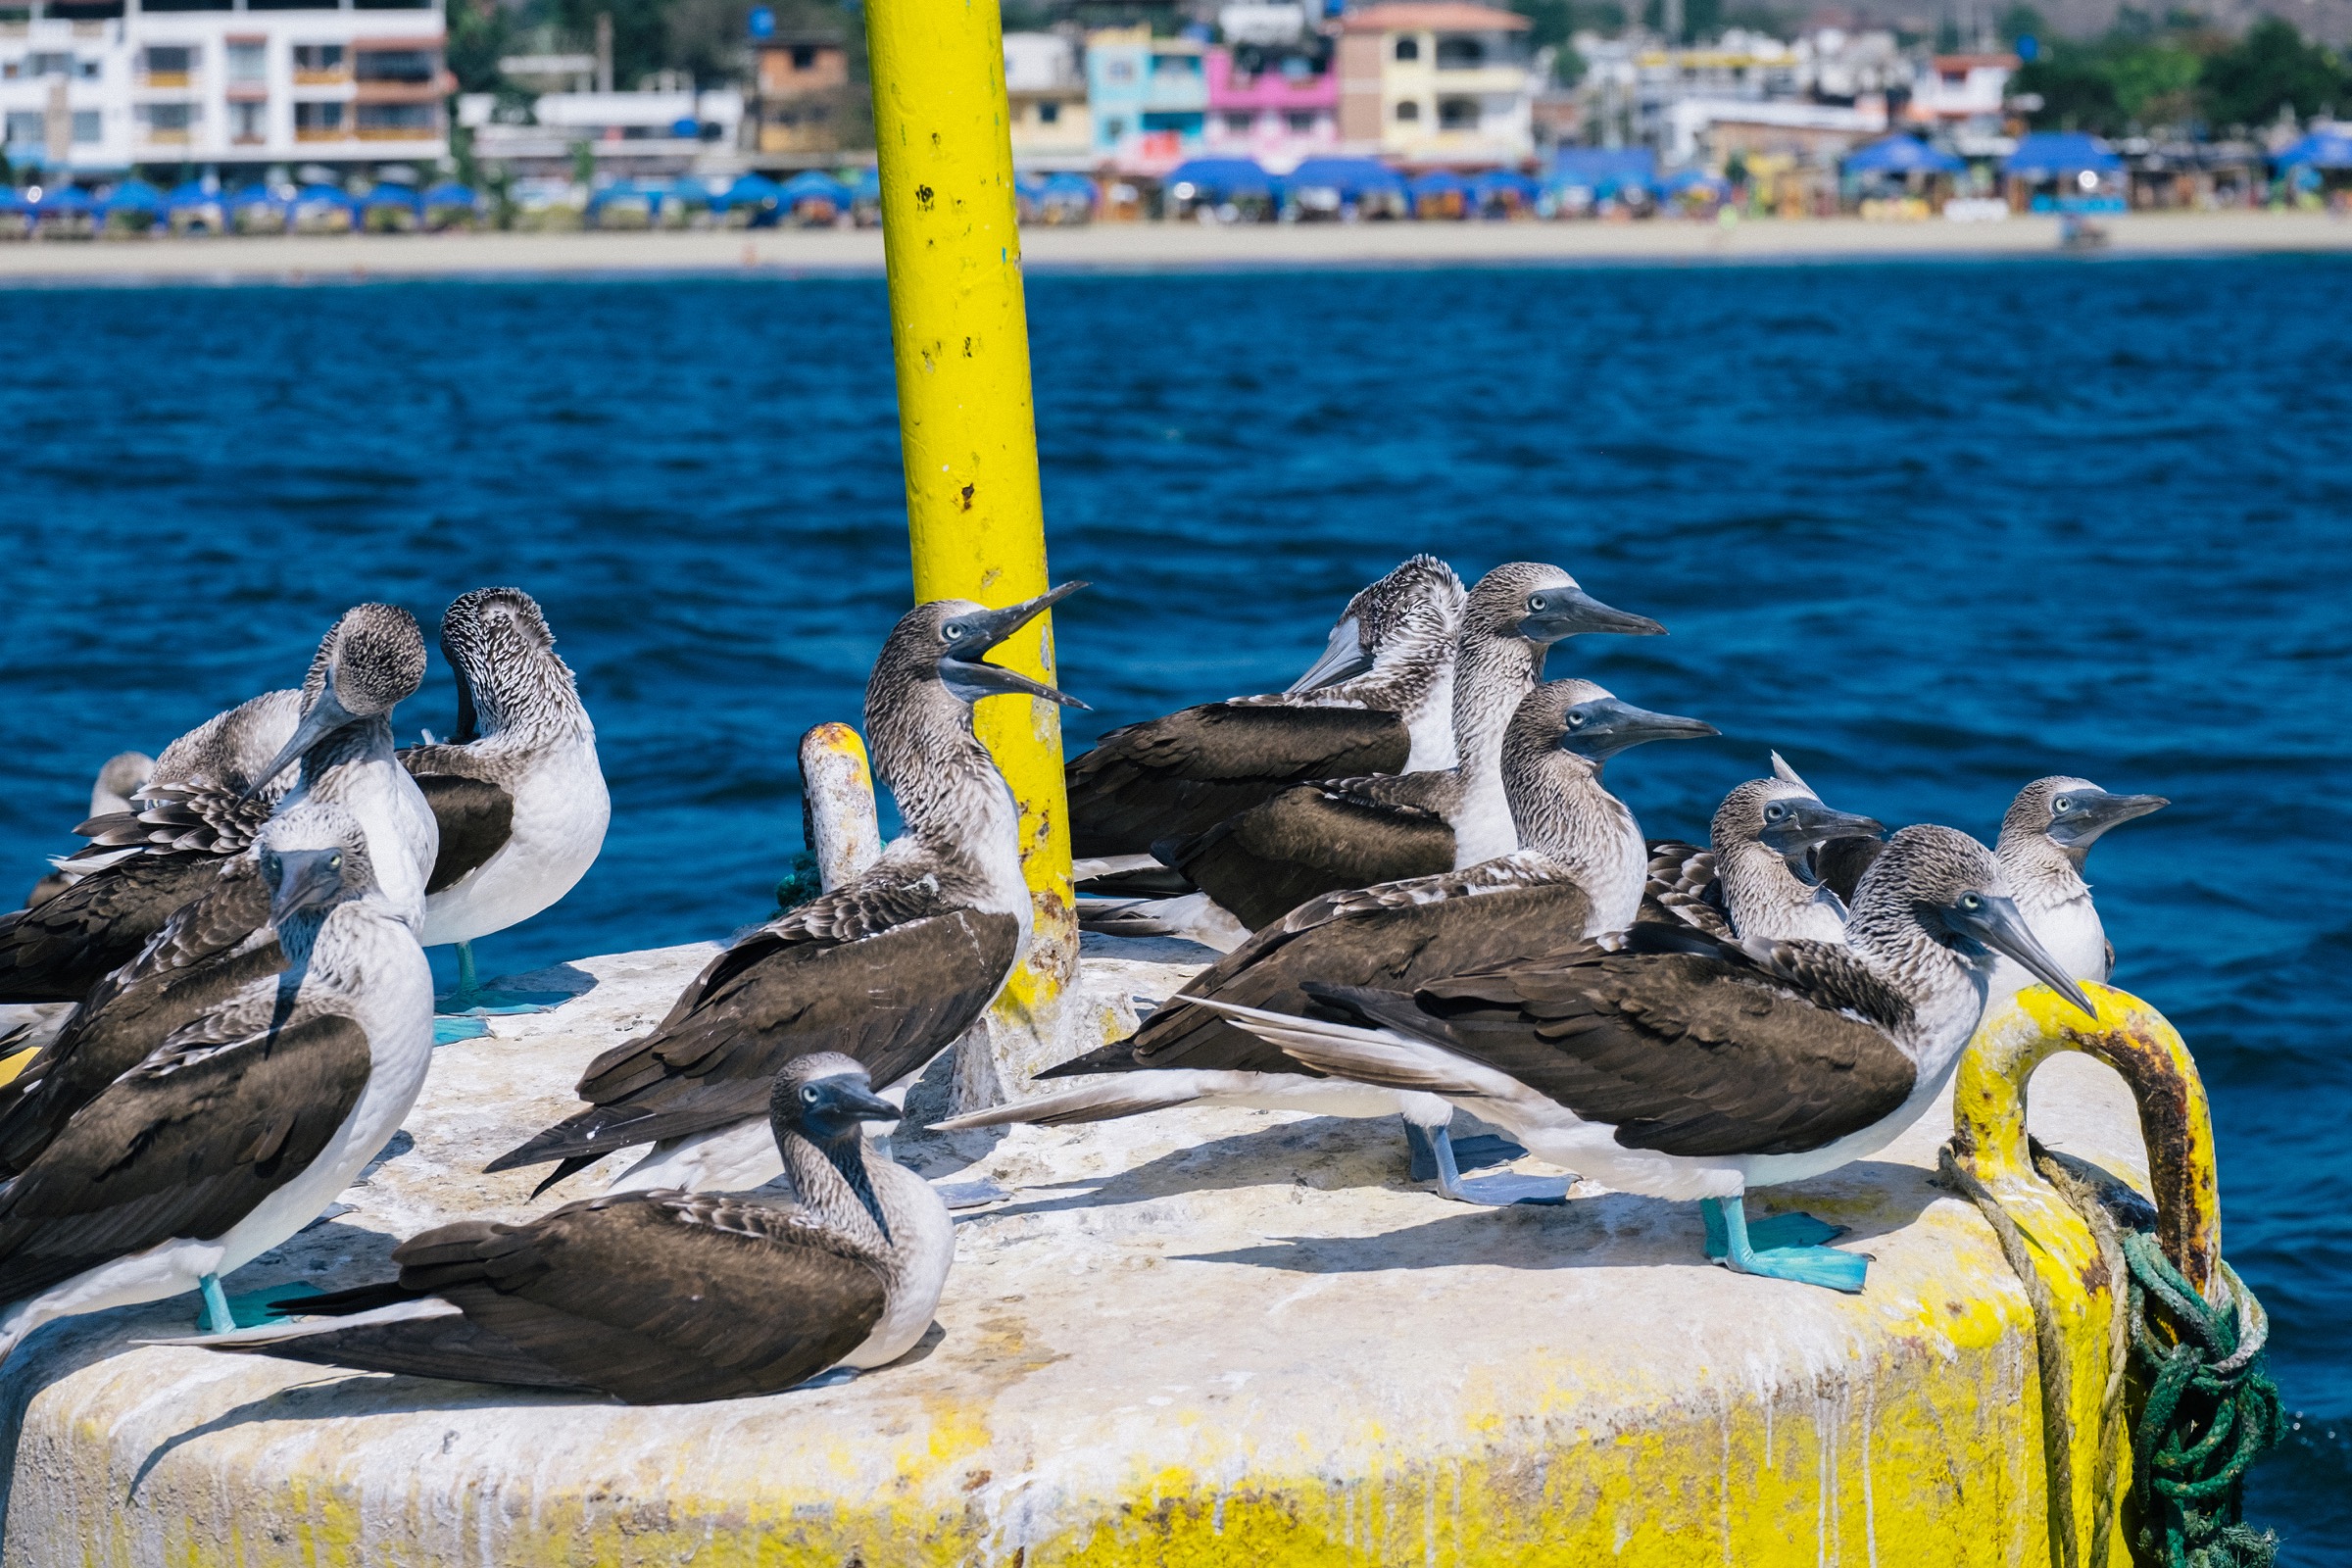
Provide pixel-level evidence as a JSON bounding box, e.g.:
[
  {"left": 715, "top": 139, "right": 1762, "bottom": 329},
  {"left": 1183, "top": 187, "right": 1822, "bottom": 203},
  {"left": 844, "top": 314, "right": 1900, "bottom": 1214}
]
[
  {"left": 935, "top": 678, "right": 1716, "bottom": 1204},
  {"left": 0, "top": 801, "right": 435, "bottom": 1359},
  {"left": 1993, "top": 775, "right": 2167, "bottom": 985},
  {"left": 400, "top": 587, "right": 610, "bottom": 1003},
  {"left": 1139, "top": 562, "right": 1665, "bottom": 941},
  {"left": 1067, "top": 555, "right": 1465, "bottom": 872},
  {"left": 1640, "top": 754, "right": 1884, "bottom": 944},
  {"left": 1197, "top": 823, "right": 2094, "bottom": 1293},
  {"left": 169, "top": 1053, "right": 954, "bottom": 1402},
  {"left": 484, "top": 585, "right": 1087, "bottom": 1197}
]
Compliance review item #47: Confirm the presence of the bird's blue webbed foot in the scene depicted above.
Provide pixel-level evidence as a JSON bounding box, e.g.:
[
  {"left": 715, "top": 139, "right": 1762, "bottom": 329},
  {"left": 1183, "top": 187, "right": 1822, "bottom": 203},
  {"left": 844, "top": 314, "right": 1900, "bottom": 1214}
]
[
  {"left": 435, "top": 942, "right": 572, "bottom": 1026},
  {"left": 194, "top": 1278, "right": 328, "bottom": 1332},
  {"left": 791, "top": 1366, "right": 860, "bottom": 1392},
  {"left": 1405, "top": 1121, "right": 1570, "bottom": 1206},
  {"left": 1703, "top": 1196, "right": 1868, "bottom": 1293}
]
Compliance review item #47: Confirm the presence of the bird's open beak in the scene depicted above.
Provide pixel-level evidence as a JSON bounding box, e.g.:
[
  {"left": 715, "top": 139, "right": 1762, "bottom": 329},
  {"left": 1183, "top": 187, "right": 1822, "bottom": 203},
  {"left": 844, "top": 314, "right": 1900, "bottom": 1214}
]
[
  {"left": 2048, "top": 791, "right": 2168, "bottom": 850},
  {"left": 940, "top": 581, "right": 1091, "bottom": 710},
  {"left": 1286, "top": 614, "right": 1372, "bottom": 693},
  {"left": 1562, "top": 699, "right": 1718, "bottom": 760},
  {"left": 267, "top": 848, "right": 346, "bottom": 926},
  {"left": 1952, "top": 892, "right": 2096, "bottom": 1020},
  {"left": 244, "top": 687, "right": 357, "bottom": 800},
  {"left": 1760, "top": 800, "right": 1886, "bottom": 860},
  {"left": 1520, "top": 584, "right": 1666, "bottom": 643}
]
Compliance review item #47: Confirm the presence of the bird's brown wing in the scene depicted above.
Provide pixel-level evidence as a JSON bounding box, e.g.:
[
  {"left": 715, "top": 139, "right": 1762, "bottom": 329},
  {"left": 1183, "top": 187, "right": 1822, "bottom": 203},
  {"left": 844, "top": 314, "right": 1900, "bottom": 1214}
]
[
  {"left": 405, "top": 770, "right": 515, "bottom": 896},
  {"left": 1638, "top": 839, "right": 1731, "bottom": 937},
  {"left": 0, "top": 1011, "right": 370, "bottom": 1301},
  {"left": 1163, "top": 781, "right": 1455, "bottom": 932},
  {"left": 0, "top": 852, "right": 225, "bottom": 1004},
  {"left": 1067, "top": 703, "right": 1409, "bottom": 858}
]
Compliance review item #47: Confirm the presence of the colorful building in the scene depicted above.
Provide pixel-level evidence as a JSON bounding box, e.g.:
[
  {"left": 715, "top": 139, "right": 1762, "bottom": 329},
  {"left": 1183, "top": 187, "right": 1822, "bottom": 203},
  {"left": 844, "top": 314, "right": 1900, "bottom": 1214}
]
[
  {"left": 1336, "top": 2, "right": 1535, "bottom": 167},
  {"left": 1203, "top": 37, "right": 1338, "bottom": 171},
  {"left": 1004, "top": 31, "right": 1090, "bottom": 167},
  {"left": 1085, "top": 25, "right": 1205, "bottom": 172},
  {"left": 1905, "top": 52, "right": 2017, "bottom": 127},
  {"left": 0, "top": 0, "right": 448, "bottom": 175},
  {"left": 745, "top": 28, "right": 852, "bottom": 156}
]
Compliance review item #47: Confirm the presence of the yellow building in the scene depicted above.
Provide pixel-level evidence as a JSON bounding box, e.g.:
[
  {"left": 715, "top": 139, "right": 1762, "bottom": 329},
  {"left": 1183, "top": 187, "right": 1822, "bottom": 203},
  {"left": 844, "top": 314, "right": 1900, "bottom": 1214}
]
[{"left": 1337, "top": 2, "right": 1535, "bottom": 165}]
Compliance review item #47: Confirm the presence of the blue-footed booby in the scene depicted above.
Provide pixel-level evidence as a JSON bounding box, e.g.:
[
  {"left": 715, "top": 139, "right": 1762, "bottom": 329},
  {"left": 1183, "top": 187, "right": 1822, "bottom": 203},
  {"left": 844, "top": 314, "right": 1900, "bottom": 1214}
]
[
  {"left": 1067, "top": 556, "right": 1465, "bottom": 871},
  {"left": 1198, "top": 824, "right": 2093, "bottom": 1293},
  {"left": 172, "top": 1053, "right": 954, "bottom": 1402},
  {"left": 935, "top": 679, "right": 1715, "bottom": 1204},
  {"left": 485, "top": 585, "right": 1088, "bottom": 1197},
  {"left": 1104, "top": 563, "right": 1665, "bottom": 948},
  {"left": 1994, "top": 775, "right": 2167, "bottom": 985},
  {"left": 400, "top": 588, "right": 610, "bottom": 1003},
  {"left": 0, "top": 802, "right": 435, "bottom": 1359},
  {"left": 1641, "top": 754, "right": 1884, "bottom": 943}
]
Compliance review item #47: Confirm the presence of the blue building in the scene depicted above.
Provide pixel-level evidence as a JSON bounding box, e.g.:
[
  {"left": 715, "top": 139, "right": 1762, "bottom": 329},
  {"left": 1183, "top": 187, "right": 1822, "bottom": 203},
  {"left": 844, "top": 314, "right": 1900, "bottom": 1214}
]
[{"left": 1085, "top": 26, "right": 1206, "bottom": 171}]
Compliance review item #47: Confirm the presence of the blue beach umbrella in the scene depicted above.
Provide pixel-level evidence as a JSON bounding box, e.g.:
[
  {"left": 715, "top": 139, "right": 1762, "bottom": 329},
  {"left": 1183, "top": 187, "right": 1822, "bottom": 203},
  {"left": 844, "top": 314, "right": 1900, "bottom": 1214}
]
[
  {"left": 29, "top": 185, "right": 97, "bottom": 214},
  {"left": 103, "top": 178, "right": 166, "bottom": 213},
  {"left": 1040, "top": 172, "right": 1098, "bottom": 207},
  {"left": 2274, "top": 128, "right": 2352, "bottom": 170},
  {"left": 166, "top": 179, "right": 219, "bottom": 212},
  {"left": 1407, "top": 169, "right": 1468, "bottom": 216},
  {"left": 421, "top": 181, "right": 480, "bottom": 209},
  {"left": 362, "top": 184, "right": 420, "bottom": 212},
  {"left": 1468, "top": 169, "right": 1540, "bottom": 204},
  {"left": 1550, "top": 147, "right": 1657, "bottom": 196},
  {"left": 777, "top": 170, "right": 852, "bottom": 206},
  {"left": 1164, "top": 157, "right": 1276, "bottom": 202},
  {"left": 1285, "top": 156, "right": 1403, "bottom": 200},
  {"left": 1843, "top": 136, "right": 1965, "bottom": 176},
  {"left": 2002, "top": 131, "right": 2121, "bottom": 178}
]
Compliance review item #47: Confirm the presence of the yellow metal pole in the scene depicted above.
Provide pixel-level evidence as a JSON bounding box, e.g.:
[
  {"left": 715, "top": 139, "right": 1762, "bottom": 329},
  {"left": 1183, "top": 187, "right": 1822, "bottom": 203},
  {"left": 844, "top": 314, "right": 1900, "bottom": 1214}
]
[{"left": 862, "top": 0, "right": 1075, "bottom": 1039}]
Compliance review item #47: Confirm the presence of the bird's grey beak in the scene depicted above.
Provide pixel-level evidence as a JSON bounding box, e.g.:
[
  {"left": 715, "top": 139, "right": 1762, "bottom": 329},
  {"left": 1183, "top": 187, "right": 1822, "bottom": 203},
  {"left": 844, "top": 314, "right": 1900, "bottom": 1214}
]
[
  {"left": 1760, "top": 799, "right": 1886, "bottom": 859},
  {"left": 266, "top": 848, "right": 347, "bottom": 925},
  {"left": 1286, "top": 614, "right": 1372, "bottom": 693},
  {"left": 820, "top": 1079, "right": 902, "bottom": 1123},
  {"left": 1519, "top": 584, "right": 1666, "bottom": 643},
  {"left": 245, "top": 687, "right": 358, "bottom": 799},
  {"left": 939, "top": 581, "right": 1091, "bottom": 710},
  {"left": 2048, "top": 791, "right": 2168, "bottom": 850},
  {"left": 1949, "top": 892, "right": 2095, "bottom": 1020},
  {"left": 1561, "top": 699, "right": 1717, "bottom": 760}
]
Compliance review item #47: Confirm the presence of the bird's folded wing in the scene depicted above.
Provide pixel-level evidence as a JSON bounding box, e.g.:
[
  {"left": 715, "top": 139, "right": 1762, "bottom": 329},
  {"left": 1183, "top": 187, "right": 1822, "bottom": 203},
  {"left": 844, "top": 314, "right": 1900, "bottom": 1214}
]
[
  {"left": 405, "top": 771, "right": 516, "bottom": 896},
  {"left": 1639, "top": 840, "right": 1731, "bottom": 937},
  {"left": 1166, "top": 783, "right": 1454, "bottom": 933},
  {"left": 398, "top": 1194, "right": 887, "bottom": 1402},
  {"left": 1067, "top": 704, "right": 1409, "bottom": 856},
  {"left": 1405, "top": 952, "right": 1918, "bottom": 1156},
  {"left": 1811, "top": 836, "right": 1886, "bottom": 907},
  {"left": 0, "top": 852, "right": 225, "bottom": 1004},
  {"left": 72, "top": 781, "right": 274, "bottom": 858},
  {"left": 0, "top": 1011, "right": 370, "bottom": 1302},
  {"left": 488, "top": 910, "right": 1020, "bottom": 1169}
]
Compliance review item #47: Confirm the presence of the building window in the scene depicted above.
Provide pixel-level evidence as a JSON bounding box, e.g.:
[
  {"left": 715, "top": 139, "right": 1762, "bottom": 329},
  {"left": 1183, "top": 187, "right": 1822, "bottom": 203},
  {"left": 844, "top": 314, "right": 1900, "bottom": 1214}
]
[
  {"left": 1038, "top": 100, "right": 1059, "bottom": 123},
  {"left": 1106, "top": 59, "right": 1133, "bottom": 82},
  {"left": 357, "top": 102, "right": 433, "bottom": 130},
  {"left": 791, "top": 44, "right": 815, "bottom": 69},
  {"left": 1286, "top": 109, "right": 1316, "bottom": 130},
  {"left": 1223, "top": 111, "right": 1251, "bottom": 132},
  {"left": 1436, "top": 36, "right": 1484, "bottom": 69},
  {"left": 139, "top": 102, "right": 195, "bottom": 135},
  {"left": 1439, "top": 97, "right": 1479, "bottom": 128},
  {"left": 227, "top": 41, "right": 266, "bottom": 82},
  {"left": 72, "top": 109, "right": 101, "bottom": 142},
  {"left": 27, "top": 52, "right": 75, "bottom": 76},
  {"left": 293, "top": 44, "right": 345, "bottom": 74},
  {"left": 231, "top": 99, "right": 265, "bottom": 139},
  {"left": 1102, "top": 116, "right": 1124, "bottom": 138},
  {"left": 1395, "top": 99, "right": 1419, "bottom": 122},
  {"left": 3, "top": 111, "right": 42, "bottom": 143},
  {"left": 142, "top": 44, "right": 195, "bottom": 82},
  {"left": 1394, "top": 35, "right": 1419, "bottom": 62},
  {"left": 355, "top": 48, "right": 435, "bottom": 83},
  {"left": 294, "top": 99, "right": 346, "bottom": 132}
]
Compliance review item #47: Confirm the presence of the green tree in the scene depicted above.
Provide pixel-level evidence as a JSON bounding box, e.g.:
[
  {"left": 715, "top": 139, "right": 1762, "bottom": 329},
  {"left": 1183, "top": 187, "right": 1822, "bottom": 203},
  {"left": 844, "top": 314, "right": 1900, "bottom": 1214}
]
[
  {"left": 2013, "top": 24, "right": 2208, "bottom": 134},
  {"left": 2199, "top": 17, "right": 2347, "bottom": 129},
  {"left": 553, "top": 0, "right": 670, "bottom": 91},
  {"left": 1998, "top": 5, "right": 2045, "bottom": 45},
  {"left": 445, "top": 0, "right": 511, "bottom": 94}
]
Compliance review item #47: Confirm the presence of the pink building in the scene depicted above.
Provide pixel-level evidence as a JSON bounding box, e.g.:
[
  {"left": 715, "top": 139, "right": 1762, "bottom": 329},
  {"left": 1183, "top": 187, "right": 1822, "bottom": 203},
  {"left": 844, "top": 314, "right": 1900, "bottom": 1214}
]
[{"left": 1203, "top": 43, "right": 1339, "bottom": 171}]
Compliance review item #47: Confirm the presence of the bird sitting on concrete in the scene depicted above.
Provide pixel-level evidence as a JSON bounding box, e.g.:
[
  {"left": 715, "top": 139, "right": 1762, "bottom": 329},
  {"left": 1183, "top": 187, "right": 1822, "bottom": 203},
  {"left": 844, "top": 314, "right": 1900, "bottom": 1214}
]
[
  {"left": 935, "top": 679, "right": 1717, "bottom": 1205},
  {"left": 0, "top": 802, "right": 434, "bottom": 1362},
  {"left": 1641, "top": 754, "right": 1884, "bottom": 943},
  {"left": 485, "top": 585, "right": 1087, "bottom": 1198},
  {"left": 1194, "top": 824, "right": 2092, "bottom": 1294},
  {"left": 168, "top": 1053, "right": 954, "bottom": 1403}
]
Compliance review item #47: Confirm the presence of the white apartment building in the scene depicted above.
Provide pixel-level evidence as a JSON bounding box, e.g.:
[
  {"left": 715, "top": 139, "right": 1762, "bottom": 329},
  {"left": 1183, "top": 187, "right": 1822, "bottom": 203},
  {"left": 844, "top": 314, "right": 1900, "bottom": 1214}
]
[{"left": 0, "top": 0, "right": 446, "bottom": 177}]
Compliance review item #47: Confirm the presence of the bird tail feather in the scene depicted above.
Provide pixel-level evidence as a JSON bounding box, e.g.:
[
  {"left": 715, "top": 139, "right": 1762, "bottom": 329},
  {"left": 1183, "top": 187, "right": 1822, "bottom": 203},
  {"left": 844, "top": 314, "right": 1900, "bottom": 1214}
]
[
  {"left": 929, "top": 1076, "right": 1210, "bottom": 1131},
  {"left": 1181, "top": 995, "right": 1494, "bottom": 1099}
]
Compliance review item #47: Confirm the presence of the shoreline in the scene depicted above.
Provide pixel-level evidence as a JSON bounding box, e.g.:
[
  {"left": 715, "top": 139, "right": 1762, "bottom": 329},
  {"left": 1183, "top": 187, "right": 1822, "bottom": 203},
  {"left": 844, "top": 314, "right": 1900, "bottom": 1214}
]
[{"left": 0, "top": 209, "right": 2348, "bottom": 282}]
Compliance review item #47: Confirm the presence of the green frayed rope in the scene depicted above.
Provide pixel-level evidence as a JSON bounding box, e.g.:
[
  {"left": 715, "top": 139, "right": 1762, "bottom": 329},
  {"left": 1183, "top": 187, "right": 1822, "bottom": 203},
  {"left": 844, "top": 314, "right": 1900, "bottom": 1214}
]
[
  {"left": 2120, "top": 1231, "right": 2284, "bottom": 1568},
  {"left": 774, "top": 852, "right": 822, "bottom": 912}
]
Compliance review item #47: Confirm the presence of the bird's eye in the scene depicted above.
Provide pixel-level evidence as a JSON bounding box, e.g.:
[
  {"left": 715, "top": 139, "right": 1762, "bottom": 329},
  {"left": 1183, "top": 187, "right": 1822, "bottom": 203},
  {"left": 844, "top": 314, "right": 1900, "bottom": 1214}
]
[
  {"left": 1958, "top": 893, "right": 1984, "bottom": 911},
  {"left": 1565, "top": 710, "right": 1586, "bottom": 727},
  {"left": 801, "top": 1086, "right": 820, "bottom": 1102},
  {"left": 2052, "top": 798, "right": 2072, "bottom": 814},
  {"left": 328, "top": 855, "right": 342, "bottom": 870},
  {"left": 262, "top": 854, "right": 279, "bottom": 877},
  {"left": 943, "top": 623, "right": 965, "bottom": 642},
  {"left": 1527, "top": 594, "right": 1547, "bottom": 612},
  {"left": 1765, "top": 804, "right": 1787, "bottom": 821}
]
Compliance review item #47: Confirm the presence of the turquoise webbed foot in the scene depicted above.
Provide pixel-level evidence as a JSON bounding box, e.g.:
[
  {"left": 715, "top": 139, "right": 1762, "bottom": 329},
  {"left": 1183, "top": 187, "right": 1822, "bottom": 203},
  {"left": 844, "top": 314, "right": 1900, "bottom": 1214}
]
[
  {"left": 194, "top": 1279, "right": 327, "bottom": 1333},
  {"left": 1702, "top": 1203, "right": 1846, "bottom": 1257},
  {"left": 1704, "top": 1196, "right": 1869, "bottom": 1294},
  {"left": 1409, "top": 1122, "right": 1570, "bottom": 1206}
]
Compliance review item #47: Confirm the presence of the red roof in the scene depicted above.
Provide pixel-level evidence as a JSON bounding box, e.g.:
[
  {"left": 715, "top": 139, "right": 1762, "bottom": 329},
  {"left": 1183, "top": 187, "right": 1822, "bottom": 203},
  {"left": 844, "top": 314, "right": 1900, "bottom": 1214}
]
[{"left": 1341, "top": 3, "right": 1534, "bottom": 32}]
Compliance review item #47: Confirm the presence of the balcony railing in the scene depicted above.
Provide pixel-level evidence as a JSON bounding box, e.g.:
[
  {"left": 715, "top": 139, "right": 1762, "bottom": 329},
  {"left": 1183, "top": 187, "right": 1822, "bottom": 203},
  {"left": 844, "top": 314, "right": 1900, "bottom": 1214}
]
[{"left": 293, "top": 68, "right": 351, "bottom": 85}]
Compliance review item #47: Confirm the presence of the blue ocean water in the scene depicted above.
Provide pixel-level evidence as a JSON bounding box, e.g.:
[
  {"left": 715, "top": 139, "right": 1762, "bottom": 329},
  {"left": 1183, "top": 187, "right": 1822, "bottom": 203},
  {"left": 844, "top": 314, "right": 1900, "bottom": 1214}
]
[{"left": 0, "top": 259, "right": 2344, "bottom": 1549}]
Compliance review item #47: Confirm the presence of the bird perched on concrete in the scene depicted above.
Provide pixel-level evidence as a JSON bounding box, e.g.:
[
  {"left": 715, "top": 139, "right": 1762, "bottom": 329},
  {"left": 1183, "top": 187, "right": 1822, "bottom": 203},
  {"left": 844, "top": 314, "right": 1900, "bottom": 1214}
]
[
  {"left": 0, "top": 803, "right": 435, "bottom": 1361},
  {"left": 23, "top": 753, "right": 157, "bottom": 909},
  {"left": 0, "top": 607, "right": 430, "bottom": 1005},
  {"left": 1068, "top": 556, "right": 1466, "bottom": 874},
  {"left": 1197, "top": 824, "right": 2092, "bottom": 1293},
  {"left": 399, "top": 588, "right": 610, "bottom": 1004},
  {"left": 1102, "top": 563, "right": 1664, "bottom": 948},
  {"left": 171, "top": 1054, "right": 953, "bottom": 1403},
  {"left": 1641, "top": 755, "right": 1884, "bottom": 944},
  {"left": 1993, "top": 776, "right": 2167, "bottom": 984},
  {"left": 936, "top": 679, "right": 1717, "bottom": 1203},
  {"left": 485, "top": 585, "right": 1088, "bottom": 1197}
]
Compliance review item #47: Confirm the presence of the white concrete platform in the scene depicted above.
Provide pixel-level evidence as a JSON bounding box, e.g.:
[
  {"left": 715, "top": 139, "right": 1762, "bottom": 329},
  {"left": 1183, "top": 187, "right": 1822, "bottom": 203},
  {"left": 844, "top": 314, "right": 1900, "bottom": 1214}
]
[{"left": 0, "top": 935, "right": 2151, "bottom": 1567}]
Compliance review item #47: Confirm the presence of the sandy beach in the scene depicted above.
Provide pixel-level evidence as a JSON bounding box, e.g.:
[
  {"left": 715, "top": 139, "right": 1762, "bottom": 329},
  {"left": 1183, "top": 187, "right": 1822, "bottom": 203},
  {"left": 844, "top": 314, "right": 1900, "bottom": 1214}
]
[{"left": 0, "top": 208, "right": 2348, "bottom": 282}]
